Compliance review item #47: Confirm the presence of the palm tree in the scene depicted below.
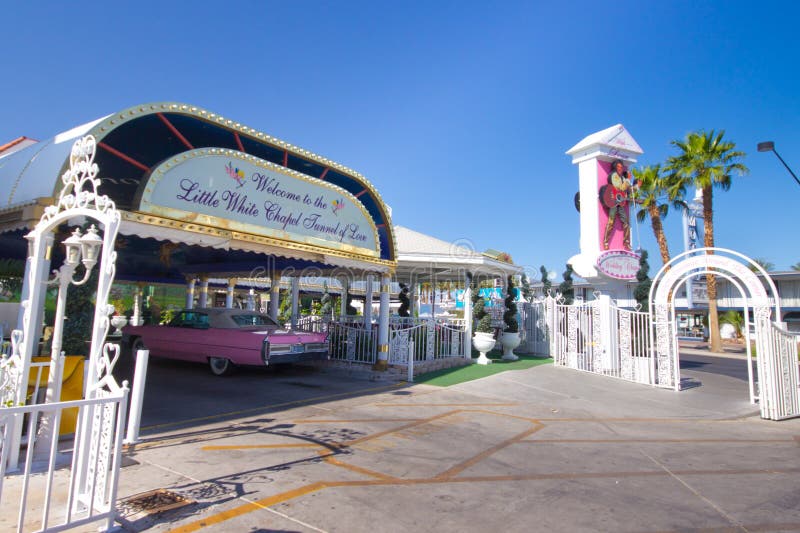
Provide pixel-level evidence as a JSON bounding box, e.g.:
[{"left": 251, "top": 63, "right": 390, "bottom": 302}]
[
  {"left": 749, "top": 258, "right": 774, "bottom": 272},
  {"left": 666, "top": 130, "right": 748, "bottom": 353},
  {"left": 791, "top": 262, "right": 800, "bottom": 272},
  {"left": 632, "top": 164, "right": 685, "bottom": 267}
]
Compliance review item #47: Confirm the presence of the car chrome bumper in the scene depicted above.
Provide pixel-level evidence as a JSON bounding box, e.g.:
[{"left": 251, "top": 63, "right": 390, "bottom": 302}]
[{"left": 265, "top": 349, "right": 329, "bottom": 365}]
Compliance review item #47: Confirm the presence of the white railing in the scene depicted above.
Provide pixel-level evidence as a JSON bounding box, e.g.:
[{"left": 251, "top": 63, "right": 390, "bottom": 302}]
[
  {"left": 548, "top": 295, "right": 657, "bottom": 386},
  {"left": 388, "top": 319, "right": 467, "bottom": 365},
  {"left": 326, "top": 317, "right": 469, "bottom": 366},
  {"left": 295, "top": 315, "right": 328, "bottom": 333},
  {"left": 328, "top": 321, "right": 377, "bottom": 364},
  {"left": 0, "top": 388, "right": 129, "bottom": 533}
]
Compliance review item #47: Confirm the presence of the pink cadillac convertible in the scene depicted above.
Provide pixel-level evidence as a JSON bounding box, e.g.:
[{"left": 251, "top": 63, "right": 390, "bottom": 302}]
[{"left": 122, "top": 308, "right": 328, "bottom": 376}]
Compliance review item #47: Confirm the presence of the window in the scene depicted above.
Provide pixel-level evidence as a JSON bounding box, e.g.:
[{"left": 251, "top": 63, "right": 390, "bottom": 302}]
[{"left": 231, "top": 314, "right": 277, "bottom": 327}]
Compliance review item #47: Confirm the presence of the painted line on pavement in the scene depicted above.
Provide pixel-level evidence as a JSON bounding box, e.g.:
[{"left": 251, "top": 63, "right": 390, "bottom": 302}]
[
  {"left": 521, "top": 438, "right": 797, "bottom": 444},
  {"left": 166, "top": 466, "right": 800, "bottom": 532}
]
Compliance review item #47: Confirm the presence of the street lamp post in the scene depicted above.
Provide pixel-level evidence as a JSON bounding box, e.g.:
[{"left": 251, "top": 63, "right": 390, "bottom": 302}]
[{"left": 757, "top": 141, "right": 800, "bottom": 187}]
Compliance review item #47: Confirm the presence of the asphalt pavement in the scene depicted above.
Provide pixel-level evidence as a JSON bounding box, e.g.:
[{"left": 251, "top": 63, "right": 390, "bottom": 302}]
[{"left": 5, "top": 348, "right": 800, "bottom": 533}]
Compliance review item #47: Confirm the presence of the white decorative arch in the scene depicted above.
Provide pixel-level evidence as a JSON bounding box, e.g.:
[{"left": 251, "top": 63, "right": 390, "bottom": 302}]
[{"left": 647, "top": 248, "right": 800, "bottom": 421}]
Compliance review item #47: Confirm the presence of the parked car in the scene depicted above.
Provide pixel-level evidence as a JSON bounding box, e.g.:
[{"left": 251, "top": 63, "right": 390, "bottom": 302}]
[{"left": 122, "top": 308, "right": 328, "bottom": 376}]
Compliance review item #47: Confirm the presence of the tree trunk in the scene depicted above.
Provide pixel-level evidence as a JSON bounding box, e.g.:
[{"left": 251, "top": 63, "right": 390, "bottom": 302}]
[
  {"left": 648, "top": 204, "right": 671, "bottom": 267},
  {"left": 701, "top": 186, "right": 722, "bottom": 352}
]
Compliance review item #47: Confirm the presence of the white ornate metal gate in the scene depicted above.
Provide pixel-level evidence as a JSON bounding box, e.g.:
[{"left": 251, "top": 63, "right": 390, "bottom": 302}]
[
  {"left": 546, "top": 294, "right": 656, "bottom": 385},
  {"left": 0, "top": 135, "right": 129, "bottom": 531},
  {"left": 518, "top": 301, "right": 549, "bottom": 355}
]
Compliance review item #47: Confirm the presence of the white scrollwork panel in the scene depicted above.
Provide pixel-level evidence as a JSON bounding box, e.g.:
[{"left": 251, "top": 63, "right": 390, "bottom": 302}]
[
  {"left": 619, "top": 311, "right": 633, "bottom": 381},
  {"left": 389, "top": 330, "right": 410, "bottom": 364},
  {"left": 591, "top": 304, "right": 602, "bottom": 372},
  {"left": 426, "top": 319, "right": 435, "bottom": 360},
  {"left": 654, "top": 303, "right": 674, "bottom": 388}
]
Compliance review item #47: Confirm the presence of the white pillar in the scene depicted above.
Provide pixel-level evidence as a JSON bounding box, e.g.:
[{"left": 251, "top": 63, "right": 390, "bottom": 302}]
[
  {"left": 132, "top": 283, "right": 144, "bottom": 326},
  {"left": 198, "top": 276, "right": 209, "bottom": 308},
  {"left": 225, "top": 278, "right": 237, "bottom": 309},
  {"left": 269, "top": 280, "right": 280, "bottom": 320},
  {"left": 247, "top": 288, "right": 256, "bottom": 311},
  {"left": 597, "top": 294, "right": 617, "bottom": 372},
  {"left": 340, "top": 279, "right": 348, "bottom": 317},
  {"left": 185, "top": 277, "right": 196, "bottom": 309},
  {"left": 410, "top": 280, "right": 419, "bottom": 318},
  {"left": 463, "top": 272, "right": 473, "bottom": 359},
  {"left": 364, "top": 274, "right": 374, "bottom": 325},
  {"left": 290, "top": 276, "right": 299, "bottom": 329},
  {"left": 375, "top": 273, "right": 391, "bottom": 370}
]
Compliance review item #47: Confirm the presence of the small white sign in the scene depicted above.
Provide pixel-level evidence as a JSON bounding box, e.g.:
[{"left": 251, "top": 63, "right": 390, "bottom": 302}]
[{"left": 597, "top": 250, "right": 640, "bottom": 280}]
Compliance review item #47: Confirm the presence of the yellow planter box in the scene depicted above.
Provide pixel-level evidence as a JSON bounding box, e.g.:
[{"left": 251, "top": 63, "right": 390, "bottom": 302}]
[{"left": 28, "top": 356, "right": 85, "bottom": 436}]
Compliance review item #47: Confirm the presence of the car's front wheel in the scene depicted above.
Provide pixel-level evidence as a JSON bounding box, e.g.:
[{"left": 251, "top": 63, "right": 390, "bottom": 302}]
[{"left": 209, "top": 356, "right": 235, "bottom": 376}]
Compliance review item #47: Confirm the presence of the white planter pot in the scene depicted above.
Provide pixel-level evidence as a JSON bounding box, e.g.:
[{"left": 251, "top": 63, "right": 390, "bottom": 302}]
[
  {"left": 500, "top": 331, "right": 520, "bottom": 361},
  {"left": 472, "top": 332, "right": 495, "bottom": 365},
  {"left": 110, "top": 315, "right": 128, "bottom": 335}
]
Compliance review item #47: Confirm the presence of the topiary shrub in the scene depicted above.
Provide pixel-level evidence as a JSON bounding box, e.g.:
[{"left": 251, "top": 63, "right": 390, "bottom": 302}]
[
  {"left": 558, "top": 264, "right": 575, "bottom": 305},
  {"left": 476, "top": 313, "right": 494, "bottom": 334},
  {"left": 398, "top": 283, "right": 410, "bottom": 317},
  {"left": 503, "top": 276, "right": 519, "bottom": 333},
  {"left": 633, "top": 250, "right": 652, "bottom": 312},
  {"left": 540, "top": 265, "right": 551, "bottom": 296}
]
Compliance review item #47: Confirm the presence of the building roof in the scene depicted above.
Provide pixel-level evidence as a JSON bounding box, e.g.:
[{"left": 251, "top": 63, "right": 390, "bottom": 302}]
[
  {"left": 394, "top": 225, "right": 522, "bottom": 282},
  {"left": 0, "top": 136, "right": 38, "bottom": 158},
  {"left": 565, "top": 123, "right": 644, "bottom": 156}
]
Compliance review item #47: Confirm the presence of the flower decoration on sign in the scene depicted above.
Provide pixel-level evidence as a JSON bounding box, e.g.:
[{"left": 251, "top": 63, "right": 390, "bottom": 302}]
[
  {"left": 225, "top": 162, "right": 246, "bottom": 188},
  {"left": 331, "top": 199, "right": 345, "bottom": 216}
]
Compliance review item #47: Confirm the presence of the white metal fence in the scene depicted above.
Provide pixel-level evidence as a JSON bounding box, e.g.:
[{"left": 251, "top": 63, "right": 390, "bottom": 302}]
[
  {"left": 387, "top": 319, "right": 468, "bottom": 365},
  {"left": 0, "top": 388, "right": 129, "bottom": 532},
  {"left": 325, "top": 316, "right": 469, "bottom": 366},
  {"left": 328, "top": 321, "right": 377, "bottom": 364},
  {"left": 547, "top": 295, "right": 657, "bottom": 386}
]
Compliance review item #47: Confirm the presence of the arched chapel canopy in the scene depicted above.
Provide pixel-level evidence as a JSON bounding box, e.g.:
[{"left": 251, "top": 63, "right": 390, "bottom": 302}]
[{"left": 0, "top": 102, "right": 396, "bottom": 281}]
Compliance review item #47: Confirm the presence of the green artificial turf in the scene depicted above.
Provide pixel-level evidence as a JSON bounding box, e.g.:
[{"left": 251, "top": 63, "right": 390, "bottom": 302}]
[{"left": 414, "top": 352, "right": 553, "bottom": 387}]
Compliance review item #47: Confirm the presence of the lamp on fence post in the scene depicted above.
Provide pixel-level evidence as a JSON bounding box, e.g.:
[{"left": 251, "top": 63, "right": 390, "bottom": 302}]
[
  {"left": 37, "top": 225, "right": 104, "bottom": 458},
  {"left": 757, "top": 141, "right": 800, "bottom": 187}
]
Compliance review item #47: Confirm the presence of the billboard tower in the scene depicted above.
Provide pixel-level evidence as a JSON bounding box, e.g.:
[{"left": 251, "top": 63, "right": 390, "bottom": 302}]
[{"left": 566, "top": 124, "right": 644, "bottom": 296}]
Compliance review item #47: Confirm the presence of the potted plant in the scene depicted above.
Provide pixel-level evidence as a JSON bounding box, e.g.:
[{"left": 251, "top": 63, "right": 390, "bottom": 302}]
[
  {"left": 109, "top": 298, "right": 128, "bottom": 336},
  {"left": 472, "top": 286, "right": 495, "bottom": 365},
  {"left": 500, "top": 276, "right": 520, "bottom": 360},
  {"left": 474, "top": 313, "right": 495, "bottom": 365}
]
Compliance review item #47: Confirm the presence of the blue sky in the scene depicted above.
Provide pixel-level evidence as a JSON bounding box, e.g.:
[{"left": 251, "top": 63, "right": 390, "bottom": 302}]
[{"left": 2, "top": 0, "right": 799, "bottom": 280}]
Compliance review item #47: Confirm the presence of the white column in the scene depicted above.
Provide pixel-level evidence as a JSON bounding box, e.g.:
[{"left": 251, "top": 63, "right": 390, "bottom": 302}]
[
  {"left": 198, "top": 276, "right": 209, "bottom": 308},
  {"left": 132, "top": 283, "right": 144, "bottom": 326},
  {"left": 364, "top": 274, "right": 374, "bottom": 325},
  {"left": 16, "top": 234, "right": 53, "bottom": 343},
  {"left": 185, "top": 277, "right": 196, "bottom": 309},
  {"left": 597, "top": 294, "right": 616, "bottom": 372},
  {"left": 269, "top": 280, "right": 280, "bottom": 320},
  {"left": 410, "top": 280, "right": 419, "bottom": 318},
  {"left": 463, "top": 272, "right": 473, "bottom": 359},
  {"left": 247, "top": 288, "right": 256, "bottom": 311},
  {"left": 340, "top": 279, "right": 348, "bottom": 317},
  {"left": 375, "top": 273, "right": 391, "bottom": 370},
  {"left": 290, "top": 276, "right": 299, "bottom": 329},
  {"left": 225, "top": 278, "right": 237, "bottom": 309}
]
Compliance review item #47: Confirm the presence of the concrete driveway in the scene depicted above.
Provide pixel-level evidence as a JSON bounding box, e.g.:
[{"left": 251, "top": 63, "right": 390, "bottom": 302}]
[{"left": 104, "top": 354, "right": 800, "bottom": 532}]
